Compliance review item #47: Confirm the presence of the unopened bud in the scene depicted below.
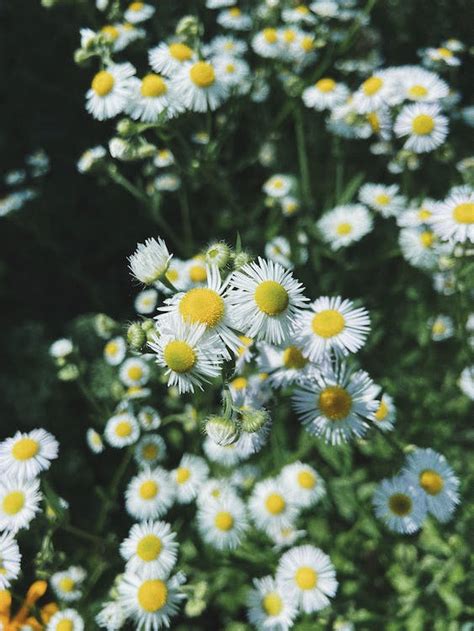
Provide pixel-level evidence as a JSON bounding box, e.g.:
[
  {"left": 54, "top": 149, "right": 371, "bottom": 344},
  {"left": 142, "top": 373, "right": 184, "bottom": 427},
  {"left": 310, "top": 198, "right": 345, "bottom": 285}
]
[
  {"left": 232, "top": 251, "right": 252, "bottom": 269},
  {"left": 205, "top": 415, "right": 240, "bottom": 446},
  {"left": 57, "top": 365, "right": 80, "bottom": 382},
  {"left": 205, "top": 242, "right": 230, "bottom": 268},
  {"left": 127, "top": 323, "right": 146, "bottom": 350},
  {"left": 240, "top": 408, "right": 270, "bottom": 433}
]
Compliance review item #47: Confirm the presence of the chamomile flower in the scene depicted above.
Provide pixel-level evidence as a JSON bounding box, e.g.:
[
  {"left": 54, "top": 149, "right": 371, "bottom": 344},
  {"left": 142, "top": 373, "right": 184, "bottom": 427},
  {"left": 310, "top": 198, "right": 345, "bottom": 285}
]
[
  {"left": 213, "top": 55, "right": 250, "bottom": 90},
  {"left": 276, "top": 545, "right": 338, "bottom": 613},
  {"left": 310, "top": 0, "right": 339, "bottom": 18},
  {"left": 138, "top": 406, "right": 161, "bottom": 431},
  {"left": 373, "top": 476, "right": 427, "bottom": 534},
  {"left": 197, "top": 493, "right": 248, "bottom": 550},
  {"left": 129, "top": 237, "right": 172, "bottom": 285},
  {"left": 104, "top": 413, "right": 140, "bottom": 448},
  {"left": 302, "top": 77, "right": 349, "bottom": 111},
  {"left": 86, "top": 428, "right": 104, "bottom": 454},
  {"left": 252, "top": 28, "right": 282, "bottom": 59},
  {"left": 205, "top": 35, "right": 248, "bottom": 57},
  {"left": 263, "top": 174, "right": 293, "bottom": 198},
  {"left": 432, "top": 185, "right": 474, "bottom": 243},
  {"left": 459, "top": 366, "right": 474, "bottom": 399},
  {"left": 102, "top": 337, "right": 125, "bottom": 366},
  {"left": 185, "top": 256, "right": 208, "bottom": 286},
  {"left": 430, "top": 314, "right": 454, "bottom": 341},
  {"left": 0, "top": 477, "right": 41, "bottom": 533},
  {"left": 86, "top": 63, "right": 135, "bottom": 121},
  {"left": 279, "top": 462, "right": 325, "bottom": 508},
  {"left": 359, "top": 183, "right": 405, "bottom": 217},
  {"left": 172, "top": 454, "right": 209, "bottom": 504},
  {"left": 247, "top": 575, "right": 298, "bottom": 631},
  {"left": 49, "top": 338, "right": 73, "bottom": 359},
  {"left": 0, "top": 429, "right": 58, "bottom": 481},
  {"left": 249, "top": 479, "right": 298, "bottom": 534},
  {"left": 402, "top": 449, "right": 460, "bottom": 522},
  {"left": 268, "top": 525, "right": 306, "bottom": 549},
  {"left": 317, "top": 204, "right": 373, "bottom": 250},
  {"left": 256, "top": 342, "right": 314, "bottom": 387},
  {"left": 281, "top": 196, "right": 300, "bottom": 217},
  {"left": 118, "top": 571, "right": 185, "bottom": 631},
  {"left": 47, "top": 609, "right": 84, "bottom": 631},
  {"left": 265, "top": 236, "right": 292, "bottom": 269},
  {"left": 399, "top": 227, "right": 440, "bottom": 269},
  {"left": 372, "top": 389, "right": 396, "bottom": 431},
  {"left": 120, "top": 520, "right": 178, "bottom": 577},
  {"left": 150, "top": 318, "right": 224, "bottom": 394},
  {"left": 135, "top": 288, "right": 158, "bottom": 315},
  {"left": 134, "top": 434, "right": 166, "bottom": 468},
  {"left": 394, "top": 102, "right": 448, "bottom": 153},
  {"left": 397, "top": 198, "right": 439, "bottom": 227},
  {"left": 229, "top": 258, "right": 308, "bottom": 345},
  {"left": 203, "top": 438, "right": 242, "bottom": 467},
  {"left": 126, "top": 74, "right": 181, "bottom": 122},
  {"left": 120, "top": 358, "right": 150, "bottom": 387},
  {"left": 401, "top": 67, "right": 449, "bottom": 102},
  {"left": 206, "top": 0, "right": 236, "bottom": 8},
  {"left": 149, "top": 42, "right": 196, "bottom": 77},
  {"left": 423, "top": 46, "right": 461, "bottom": 67},
  {"left": 282, "top": 4, "right": 317, "bottom": 24},
  {"left": 293, "top": 365, "right": 378, "bottom": 444},
  {"left": 124, "top": 2, "right": 155, "bottom": 23},
  {"left": 295, "top": 296, "right": 370, "bottom": 362},
  {"left": 0, "top": 531, "right": 21, "bottom": 589},
  {"left": 171, "top": 60, "right": 227, "bottom": 112},
  {"left": 154, "top": 149, "right": 174, "bottom": 168},
  {"left": 217, "top": 7, "right": 252, "bottom": 30},
  {"left": 125, "top": 467, "right": 175, "bottom": 520},
  {"left": 51, "top": 566, "right": 86, "bottom": 602},
  {"left": 353, "top": 71, "right": 401, "bottom": 113}
]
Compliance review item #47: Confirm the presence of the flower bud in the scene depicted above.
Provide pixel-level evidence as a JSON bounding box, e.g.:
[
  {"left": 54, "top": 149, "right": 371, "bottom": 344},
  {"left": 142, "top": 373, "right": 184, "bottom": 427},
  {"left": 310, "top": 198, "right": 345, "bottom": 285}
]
[
  {"left": 205, "top": 415, "right": 240, "bottom": 446},
  {"left": 94, "top": 313, "right": 117, "bottom": 339},
  {"left": 127, "top": 322, "right": 146, "bottom": 351},
  {"left": 232, "top": 251, "right": 253, "bottom": 269},
  {"left": 240, "top": 408, "right": 270, "bottom": 433},
  {"left": 176, "top": 15, "right": 201, "bottom": 39},
  {"left": 205, "top": 242, "right": 230, "bottom": 268},
  {"left": 57, "top": 365, "right": 80, "bottom": 382}
]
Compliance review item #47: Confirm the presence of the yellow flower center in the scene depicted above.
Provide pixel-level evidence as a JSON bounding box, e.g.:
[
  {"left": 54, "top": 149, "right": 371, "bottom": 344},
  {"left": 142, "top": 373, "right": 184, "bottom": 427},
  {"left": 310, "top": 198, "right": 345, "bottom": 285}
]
[
  {"left": 2, "top": 491, "right": 25, "bottom": 515},
  {"left": 214, "top": 511, "right": 234, "bottom": 531},
  {"left": 12, "top": 438, "right": 39, "bottom": 461},
  {"left": 362, "top": 76, "right": 383, "bottom": 96},
  {"left": 237, "top": 336, "right": 253, "bottom": 356},
  {"left": 437, "top": 47, "right": 452, "bottom": 58},
  {"left": 336, "top": 222, "right": 352, "bottom": 236},
  {"left": 163, "top": 340, "right": 196, "bottom": 373},
  {"left": 420, "top": 231, "right": 435, "bottom": 248},
  {"left": 137, "top": 534, "right": 162, "bottom": 561},
  {"left": 58, "top": 577, "right": 75, "bottom": 593},
  {"left": 176, "top": 466, "right": 191, "bottom": 484},
  {"left": 418, "top": 208, "right": 432, "bottom": 220},
  {"left": 229, "top": 7, "right": 241, "bottom": 16},
  {"left": 265, "top": 493, "right": 285, "bottom": 515},
  {"left": 263, "top": 28, "right": 278, "bottom": 44},
  {"left": 388, "top": 493, "right": 412, "bottom": 516},
  {"left": 105, "top": 341, "right": 118, "bottom": 356},
  {"left": 225, "top": 62, "right": 236, "bottom": 73},
  {"left": 367, "top": 111, "right": 380, "bottom": 133},
  {"left": 316, "top": 78, "right": 336, "bottom": 93},
  {"left": 254, "top": 281, "right": 289, "bottom": 316},
  {"left": 101, "top": 25, "right": 119, "bottom": 41},
  {"left": 408, "top": 84, "right": 428, "bottom": 98},
  {"left": 295, "top": 567, "right": 318, "bottom": 590},
  {"left": 57, "top": 621, "right": 74, "bottom": 631},
  {"left": 375, "top": 193, "right": 391, "bottom": 206},
  {"left": 231, "top": 377, "right": 247, "bottom": 390},
  {"left": 142, "top": 444, "right": 158, "bottom": 461},
  {"left": 312, "top": 309, "right": 345, "bottom": 338},
  {"left": 189, "top": 264, "right": 207, "bottom": 283},
  {"left": 375, "top": 400, "right": 388, "bottom": 421},
  {"left": 92, "top": 70, "right": 115, "bottom": 96},
  {"left": 318, "top": 386, "right": 352, "bottom": 420},
  {"left": 179, "top": 288, "right": 225, "bottom": 328},
  {"left": 190, "top": 62, "right": 216, "bottom": 88},
  {"left": 141, "top": 73, "right": 167, "bottom": 97},
  {"left": 432, "top": 321, "right": 446, "bottom": 335},
  {"left": 169, "top": 43, "right": 193, "bottom": 61},
  {"left": 139, "top": 480, "right": 158, "bottom": 500},
  {"left": 412, "top": 114, "right": 435, "bottom": 135},
  {"left": 296, "top": 4, "right": 310, "bottom": 13},
  {"left": 297, "top": 470, "right": 316, "bottom": 489},
  {"left": 281, "top": 29, "right": 295, "bottom": 43},
  {"left": 129, "top": 1, "right": 144, "bottom": 10},
  {"left": 300, "top": 36, "right": 315, "bottom": 52},
  {"left": 419, "top": 469, "right": 444, "bottom": 495},
  {"left": 262, "top": 593, "right": 283, "bottom": 616},
  {"left": 453, "top": 202, "right": 474, "bottom": 224},
  {"left": 282, "top": 346, "right": 307, "bottom": 370},
  {"left": 137, "top": 579, "right": 168, "bottom": 612},
  {"left": 115, "top": 421, "right": 132, "bottom": 437},
  {"left": 166, "top": 268, "right": 179, "bottom": 282},
  {"left": 127, "top": 365, "right": 143, "bottom": 381}
]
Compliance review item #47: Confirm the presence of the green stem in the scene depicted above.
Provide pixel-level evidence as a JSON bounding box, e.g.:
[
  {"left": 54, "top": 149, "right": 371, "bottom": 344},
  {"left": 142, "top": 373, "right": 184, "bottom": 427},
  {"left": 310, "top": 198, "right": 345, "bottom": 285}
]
[
  {"left": 294, "top": 106, "right": 313, "bottom": 208},
  {"left": 95, "top": 448, "right": 133, "bottom": 534},
  {"left": 60, "top": 523, "right": 105, "bottom": 546}
]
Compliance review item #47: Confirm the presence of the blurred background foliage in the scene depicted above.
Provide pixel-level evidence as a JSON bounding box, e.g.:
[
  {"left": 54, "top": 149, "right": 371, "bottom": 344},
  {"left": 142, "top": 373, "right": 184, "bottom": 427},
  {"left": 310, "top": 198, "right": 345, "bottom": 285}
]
[{"left": 0, "top": 0, "right": 473, "bottom": 628}]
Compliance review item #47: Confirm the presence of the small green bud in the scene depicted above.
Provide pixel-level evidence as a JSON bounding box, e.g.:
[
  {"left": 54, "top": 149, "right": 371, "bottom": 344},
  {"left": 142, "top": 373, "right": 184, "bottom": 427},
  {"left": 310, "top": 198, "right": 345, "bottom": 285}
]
[
  {"left": 127, "top": 322, "right": 146, "bottom": 350},
  {"left": 94, "top": 313, "right": 117, "bottom": 339},
  {"left": 117, "top": 118, "right": 136, "bottom": 137},
  {"left": 205, "top": 415, "right": 240, "bottom": 446},
  {"left": 57, "top": 364, "right": 80, "bottom": 382},
  {"left": 205, "top": 242, "right": 230, "bottom": 268},
  {"left": 185, "top": 599, "right": 207, "bottom": 618},
  {"left": 137, "top": 142, "right": 157, "bottom": 159},
  {"left": 110, "top": 381, "right": 125, "bottom": 400},
  {"left": 74, "top": 49, "right": 93, "bottom": 66},
  {"left": 232, "top": 251, "right": 252, "bottom": 269},
  {"left": 176, "top": 15, "right": 201, "bottom": 39},
  {"left": 240, "top": 408, "right": 270, "bottom": 433}
]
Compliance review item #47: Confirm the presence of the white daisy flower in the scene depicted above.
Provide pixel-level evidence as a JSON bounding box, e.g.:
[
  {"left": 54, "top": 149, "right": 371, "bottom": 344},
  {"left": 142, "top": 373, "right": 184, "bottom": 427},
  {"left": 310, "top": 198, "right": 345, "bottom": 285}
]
[
  {"left": 124, "top": 2, "right": 155, "bottom": 23},
  {"left": 120, "top": 520, "right": 178, "bottom": 578},
  {"left": 213, "top": 55, "right": 250, "bottom": 91},
  {"left": 430, "top": 315, "right": 454, "bottom": 341},
  {"left": 252, "top": 28, "right": 282, "bottom": 59},
  {"left": 197, "top": 492, "right": 248, "bottom": 550},
  {"left": 268, "top": 525, "right": 306, "bottom": 549},
  {"left": 126, "top": 74, "right": 182, "bottom": 122},
  {"left": 276, "top": 545, "right": 338, "bottom": 613},
  {"left": 155, "top": 173, "right": 181, "bottom": 192},
  {"left": 281, "top": 196, "right": 300, "bottom": 217},
  {"left": 431, "top": 185, "right": 474, "bottom": 243},
  {"left": 0, "top": 531, "right": 21, "bottom": 590},
  {"left": 394, "top": 102, "right": 448, "bottom": 153},
  {"left": 0, "top": 477, "right": 41, "bottom": 533},
  {"left": 310, "top": 0, "right": 339, "bottom": 18},
  {"left": 206, "top": 0, "right": 236, "bottom": 8},
  {"left": 47, "top": 609, "right": 84, "bottom": 631},
  {"left": 104, "top": 412, "right": 140, "bottom": 448},
  {"left": 317, "top": 204, "right": 373, "bottom": 250},
  {"left": 256, "top": 342, "right": 315, "bottom": 388},
  {"left": 172, "top": 454, "right": 209, "bottom": 504},
  {"left": 96, "top": 601, "right": 127, "bottom": 630},
  {"left": 247, "top": 575, "right": 298, "bottom": 631},
  {"left": 119, "top": 358, "right": 150, "bottom": 387},
  {"left": 399, "top": 227, "right": 440, "bottom": 269},
  {"left": 86, "top": 63, "right": 135, "bottom": 121},
  {"left": 359, "top": 183, "right": 406, "bottom": 217},
  {"left": 371, "top": 389, "right": 396, "bottom": 432},
  {"left": 353, "top": 70, "right": 401, "bottom": 113},
  {"left": 293, "top": 365, "right": 378, "bottom": 445},
  {"left": 263, "top": 174, "right": 293, "bottom": 199},
  {"left": 51, "top": 566, "right": 86, "bottom": 603},
  {"left": 423, "top": 46, "right": 461, "bottom": 67},
  {"left": 134, "top": 435, "right": 166, "bottom": 468},
  {"left": 197, "top": 479, "right": 235, "bottom": 506},
  {"left": 118, "top": 571, "right": 185, "bottom": 631},
  {"left": 0, "top": 429, "right": 58, "bottom": 480},
  {"left": 401, "top": 67, "right": 449, "bottom": 102},
  {"left": 279, "top": 462, "right": 325, "bottom": 509},
  {"left": 150, "top": 317, "right": 224, "bottom": 394},
  {"left": 203, "top": 438, "right": 242, "bottom": 467},
  {"left": 234, "top": 335, "right": 254, "bottom": 373},
  {"left": 205, "top": 35, "right": 248, "bottom": 57},
  {"left": 248, "top": 479, "right": 298, "bottom": 534},
  {"left": 373, "top": 476, "right": 427, "bottom": 534},
  {"left": 77, "top": 146, "right": 106, "bottom": 173},
  {"left": 115, "top": 22, "right": 146, "bottom": 50},
  {"left": 154, "top": 148, "right": 175, "bottom": 168},
  {"left": 149, "top": 42, "right": 196, "bottom": 77},
  {"left": 228, "top": 258, "right": 308, "bottom": 345},
  {"left": 217, "top": 7, "right": 252, "bottom": 30},
  {"left": 295, "top": 296, "right": 370, "bottom": 363},
  {"left": 397, "top": 198, "right": 439, "bottom": 227},
  {"left": 49, "top": 338, "right": 73, "bottom": 359},
  {"left": 171, "top": 60, "right": 228, "bottom": 112},
  {"left": 283, "top": 4, "right": 317, "bottom": 24},
  {"left": 184, "top": 256, "right": 208, "bottom": 286},
  {"left": 459, "top": 366, "right": 474, "bottom": 400},
  {"left": 86, "top": 428, "right": 104, "bottom": 454},
  {"left": 138, "top": 406, "right": 161, "bottom": 431},
  {"left": 129, "top": 237, "right": 172, "bottom": 285},
  {"left": 103, "top": 336, "right": 127, "bottom": 365},
  {"left": 402, "top": 449, "right": 460, "bottom": 523},
  {"left": 125, "top": 467, "right": 175, "bottom": 520},
  {"left": 302, "top": 77, "right": 349, "bottom": 111},
  {"left": 264, "top": 236, "right": 292, "bottom": 269},
  {"left": 135, "top": 288, "right": 158, "bottom": 315}
]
